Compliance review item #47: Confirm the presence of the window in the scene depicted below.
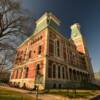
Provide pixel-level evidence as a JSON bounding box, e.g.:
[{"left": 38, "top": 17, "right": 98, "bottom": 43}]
[
  {"left": 62, "top": 67, "right": 65, "bottom": 79},
  {"left": 59, "top": 84, "right": 62, "bottom": 89},
  {"left": 57, "top": 40, "right": 60, "bottom": 57},
  {"left": 49, "top": 39, "right": 54, "bottom": 56},
  {"left": 19, "top": 68, "right": 23, "bottom": 79},
  {"left": 53, "top": 64, "right": 56, "bottom": 78},
  {"left": 25, "top": 67, "right": 29, "bottom": 78},
  {"left": 15, "top": 70, "right": 18, "bottom": 79},
  {"left": 63, "top": 47, "right": 66, "bottom": 60},
  {"left": 36, "top": 64, "right": 40, "bottom": 70},
  {"left": 36, "top": 64, "right": 40, "bottom": 75},
  {"left": 40, "top": 36, "right": 42, "bottom": 39},
  {"left": 73, "top": 70, "right": 77, "bottom": 80},
  {"left": 34, "top": 50, "right": 36, "bottom": 53},
  {"left": 38, "top": 45, "right": 42, "bottom": 55},
  {"left": 58, "top": 66, "right": 61, "bottom": 78},
  {"left": 48, "top": 66, "right": 52, "bottom": 78},
  {"left": 53, "top": 83, "right": 57, "bottom": 88},
  {"left": 69, "top": 69, "right": 72, "bottom": 80},
  {"left": 66, "top": 67, "right": 68, "bottom": 79},
  {"left": 29, "top": 50, "right": 32, "bottom": 58}
]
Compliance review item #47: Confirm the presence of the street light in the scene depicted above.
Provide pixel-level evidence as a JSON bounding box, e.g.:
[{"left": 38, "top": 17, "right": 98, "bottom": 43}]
[{"left": 34, "top": 63, "right": 43, "bottom": 100}]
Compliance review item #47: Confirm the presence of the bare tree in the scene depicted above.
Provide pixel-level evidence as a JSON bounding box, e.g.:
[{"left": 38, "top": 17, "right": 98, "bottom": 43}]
[
  {"left": 0, "top": 0, "right": 35, "bottom": 70},
  {"left": 0, "top": 0, "right": 34, "bottom": 38},
  {"left": 0, "top": 42, "right": 16, "bottom": 71}
]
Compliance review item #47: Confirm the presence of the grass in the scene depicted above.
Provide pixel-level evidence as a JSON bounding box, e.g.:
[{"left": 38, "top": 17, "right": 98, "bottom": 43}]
[
  {"left": 0, "top": 87, "right": 100, "bottom": 99},
  {"left": 0, "top": 87, "right": 34, "bottom": 100},
  {"left": 44, "top": 89, "right": 99, "bottom": 98}
]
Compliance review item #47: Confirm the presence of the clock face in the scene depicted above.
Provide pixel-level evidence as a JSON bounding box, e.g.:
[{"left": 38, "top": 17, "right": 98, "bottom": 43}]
[{"left": 73, "top": 32, "right": 77, "bottom": 37}]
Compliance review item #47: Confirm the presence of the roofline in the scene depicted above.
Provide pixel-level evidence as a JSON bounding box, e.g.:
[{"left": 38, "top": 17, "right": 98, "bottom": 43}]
[{"left": 36, "top": 12, "right": 61, "bottom": 25}]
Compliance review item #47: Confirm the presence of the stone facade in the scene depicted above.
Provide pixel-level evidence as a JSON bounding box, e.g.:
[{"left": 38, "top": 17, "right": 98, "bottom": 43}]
[{"left": 10, "top": 12, "right": 94, "bottom": 89}]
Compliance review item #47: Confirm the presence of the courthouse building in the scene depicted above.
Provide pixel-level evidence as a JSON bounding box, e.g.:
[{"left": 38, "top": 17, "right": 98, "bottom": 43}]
[{"left": 10, "top": 12, "right": 94, "bottom": 89}]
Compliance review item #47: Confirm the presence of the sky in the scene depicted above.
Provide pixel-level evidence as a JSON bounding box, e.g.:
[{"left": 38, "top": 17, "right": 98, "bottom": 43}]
[{"left": 22, "top": 0, "right": 100, "bottom": 72}]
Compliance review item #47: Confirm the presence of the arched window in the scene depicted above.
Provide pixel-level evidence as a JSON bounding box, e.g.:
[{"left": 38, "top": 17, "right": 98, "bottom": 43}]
[
  {"left": 73, "top": 70, "right": 76, "bottom": 80},
  {"left": 69, "top": 69, "right": 72, "bottom": 80},
  {"left": 53, "top": 64, "right": 56, "bottom": 78},
  {"left": 58, "top": 66, "right": 61, "bottom": 78},
  {"left": 62, "top": 67, "right": 65, "bottom": 79},
  {"left": 53, "top": 83, "right": 57, "bottom": 88},
  {"left": 66, "top": 67, "right": 68, "bottom": 79},
  {"left": 48, "top": 66, "right": 52, "bottom": 78}
]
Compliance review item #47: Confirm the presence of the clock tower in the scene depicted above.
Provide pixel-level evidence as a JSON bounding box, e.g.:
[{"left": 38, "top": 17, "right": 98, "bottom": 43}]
[
  {"left": 71, "top": 23, "right": 94, "bottom": 81},
  {"left": 71, "top": 23, "right": 87, "bottom": 54}
]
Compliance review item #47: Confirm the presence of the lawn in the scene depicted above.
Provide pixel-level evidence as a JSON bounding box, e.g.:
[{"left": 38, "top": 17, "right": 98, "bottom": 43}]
[
  {"left": 44, "top": 89, "right": 100, "bottom": 98},
  {"left": 0, "top": 87, "right": 34, "bottom": 100},
  {"left": 0, "top": 87, "right": 100, "bottom": 100}
]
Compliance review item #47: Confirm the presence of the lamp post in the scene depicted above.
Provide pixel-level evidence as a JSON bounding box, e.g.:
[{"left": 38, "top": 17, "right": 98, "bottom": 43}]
[
  {"left": 34, "top": 65, "right": 39, "bottom": 100},
  {"left": 35, "top": 85, "right": 39, "bottom": 100},
  {"left": 34, "top": 64, "right": 43, "bottom": 100}
]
